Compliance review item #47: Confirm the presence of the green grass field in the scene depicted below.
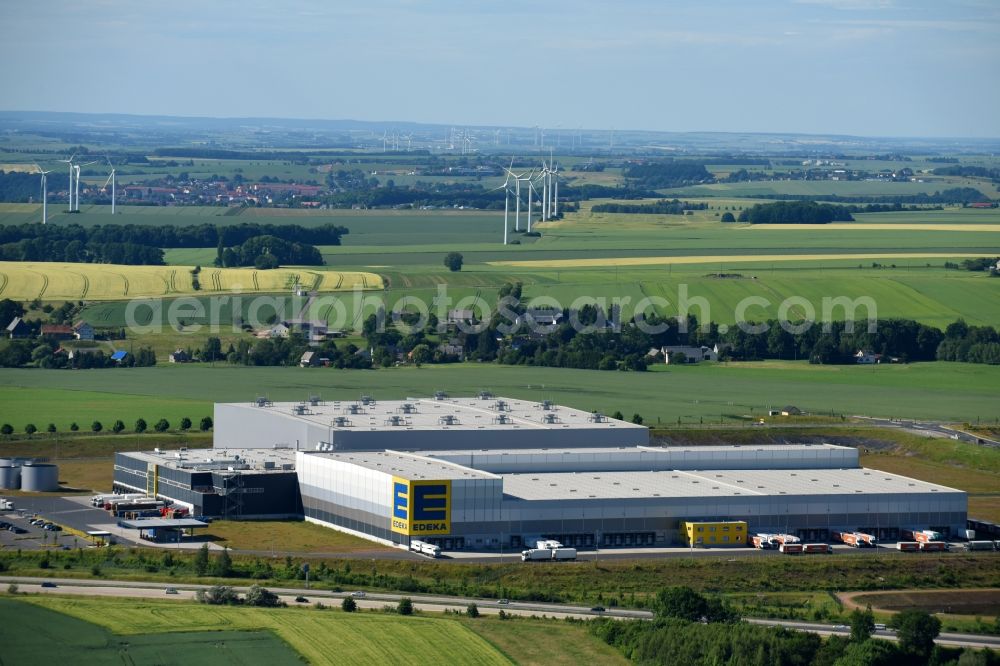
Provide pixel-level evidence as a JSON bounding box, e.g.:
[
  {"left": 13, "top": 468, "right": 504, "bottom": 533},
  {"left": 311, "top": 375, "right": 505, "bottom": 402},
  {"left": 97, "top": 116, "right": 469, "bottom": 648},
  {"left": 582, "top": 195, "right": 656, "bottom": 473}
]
[
  {"left": 14, "top": 596, "right": 512, "bottom": 666},
  {"left": 0, "top": 597, "right": 304, "bottom": 665},
  {"left": 1, "top": 361, "right": 997, "bottom": 430}
]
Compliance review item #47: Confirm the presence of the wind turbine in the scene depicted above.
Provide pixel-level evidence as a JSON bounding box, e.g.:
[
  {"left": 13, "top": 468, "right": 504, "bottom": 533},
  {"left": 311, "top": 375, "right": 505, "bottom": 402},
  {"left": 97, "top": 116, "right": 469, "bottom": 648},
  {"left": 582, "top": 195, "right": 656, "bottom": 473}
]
[
  {"left": 73, "top": 160, "right": 98, "bottom": 212},
  {"left": 58, "top": 154, "right": 76, "bottom": 212},
  {"left": 491, "top": 162, "right": 517, "bottom": 245},
  {"left": 551, "top": 161, "right": 559, "bottom": 217},
  {"left": 34, "top": 165, "right": 52, "bottom": 224},
  {"left": 103, "top": 157, "right": 117, "bottom": 215}
]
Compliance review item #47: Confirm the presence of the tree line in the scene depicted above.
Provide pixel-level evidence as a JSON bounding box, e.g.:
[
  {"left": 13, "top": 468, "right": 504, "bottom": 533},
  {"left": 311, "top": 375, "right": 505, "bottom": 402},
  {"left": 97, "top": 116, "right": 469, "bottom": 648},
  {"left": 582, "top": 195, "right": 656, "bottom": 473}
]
[
  {"left": 590, "top": 586, "right": 983, "bottom": 666},
  {"left": 0, "top": 171, "right": 71, "bottom": 203},
  {"left": 591, "top": 199, "right": 708, "bottom": 214},
  {"left": 737, "top": 200, "right": 855, "bottom": 224},
  {"left": 623, "top": 161, "right": 714, "bottom": 189},
  {"left": 1, "top": 416, "right": 212, "bottom": 438},
  {"left": 0, "top": 222, "right": 347, "bottom": 248}
]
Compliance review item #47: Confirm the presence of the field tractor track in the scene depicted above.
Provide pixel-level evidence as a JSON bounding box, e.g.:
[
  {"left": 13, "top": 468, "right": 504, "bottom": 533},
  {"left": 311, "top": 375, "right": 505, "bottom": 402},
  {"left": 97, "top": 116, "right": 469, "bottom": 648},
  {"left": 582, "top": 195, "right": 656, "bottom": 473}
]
[
  {"left": 168, "top": 269, "right": 178, "bottom": 293},
  {"left": 121, "top": 274, "right": 130, "bottom": 297},
  {"left": 252, "top": 271, "right": 260, "bottom": 291},
  {"left": 361, "top": 274, "right": 369, "bottom": 289},
  {"left": 79, "top": 273, "right": 90, "bottom": 299},
  {"left": 311, "top": 273, "right": 323, "bottom": 291},
  {"left": 332, "top": 273, "right": 343, "bottom": 289},
  {"left": 37, "top": 273, "right": 49, "bottom": 300},
  {"left": 212, "top": 271, "right": 222, "bottom": 291},
  {"left": 0, "top": 271, "right": 8, "bottom": 296}
]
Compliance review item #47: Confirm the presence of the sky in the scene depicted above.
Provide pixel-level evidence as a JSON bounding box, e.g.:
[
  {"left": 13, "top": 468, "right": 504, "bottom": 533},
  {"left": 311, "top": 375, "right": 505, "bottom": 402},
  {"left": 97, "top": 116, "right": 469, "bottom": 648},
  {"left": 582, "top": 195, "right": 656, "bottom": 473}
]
[{"left": 2, "top": 0, "right": 998, "bottom": 138}]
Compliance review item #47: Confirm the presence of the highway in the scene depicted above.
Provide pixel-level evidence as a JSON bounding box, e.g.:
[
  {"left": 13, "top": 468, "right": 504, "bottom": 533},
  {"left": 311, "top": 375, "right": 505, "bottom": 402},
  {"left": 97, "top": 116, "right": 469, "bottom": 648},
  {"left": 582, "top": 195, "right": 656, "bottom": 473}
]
[{"left": 3, "top": 575, "right": 999, "bottom": 650}]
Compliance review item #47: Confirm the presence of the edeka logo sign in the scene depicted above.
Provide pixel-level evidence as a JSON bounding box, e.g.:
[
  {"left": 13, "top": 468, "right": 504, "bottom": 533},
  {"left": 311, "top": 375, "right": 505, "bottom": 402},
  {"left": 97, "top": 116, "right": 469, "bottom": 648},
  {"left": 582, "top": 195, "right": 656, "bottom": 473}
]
[{"left": 390, "top": 477, "right": 451, "bottom": 535}]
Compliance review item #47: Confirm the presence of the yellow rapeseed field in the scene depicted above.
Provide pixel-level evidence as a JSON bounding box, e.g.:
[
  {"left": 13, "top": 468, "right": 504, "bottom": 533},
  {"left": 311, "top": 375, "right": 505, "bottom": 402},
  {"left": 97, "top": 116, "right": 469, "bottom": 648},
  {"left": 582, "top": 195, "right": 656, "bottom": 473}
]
[{"left": 0, "top": 262, "right": 382, "bottom": 301}]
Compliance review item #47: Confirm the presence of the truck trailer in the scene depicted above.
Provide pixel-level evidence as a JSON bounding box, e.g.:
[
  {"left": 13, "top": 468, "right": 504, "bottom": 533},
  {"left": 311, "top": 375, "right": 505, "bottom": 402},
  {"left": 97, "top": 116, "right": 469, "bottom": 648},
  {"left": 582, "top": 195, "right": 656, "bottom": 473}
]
[
  {"left": 901, "top": 528, "right": 942, "bottom": 544},
  {"left": 778, "top": 543, "right": 803, "bottom": 554},
  {"left": 521, "top": 548, "right": 553, "bottom": 561},
  {"left": 752, "top": 535, "right": 773, "bottom": 550},
  {"left": 964, "top": 541, "right": 997, "bottom": 551},
  {"left": 919, "top": 541, "right": 947, "bottom": 552},
  {"left": 896, "top": 541, "right": 920, "bottom": 552},
  {"left": 803, "top": 543, "right": 832, "bottom": 554}
]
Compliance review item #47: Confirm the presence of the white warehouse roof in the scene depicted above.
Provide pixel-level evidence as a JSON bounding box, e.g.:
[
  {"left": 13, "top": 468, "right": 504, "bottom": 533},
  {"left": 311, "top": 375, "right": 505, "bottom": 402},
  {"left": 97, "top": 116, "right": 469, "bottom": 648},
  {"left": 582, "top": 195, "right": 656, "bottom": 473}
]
[
  {"left": 225, "top": 396, "right": 647, "bottom": 433},
  {"left": 500, "top": 467, "right": 965, "bottom": 501},
  {"left": 305, "top": 450, "right": 499, "bottom": 481}
]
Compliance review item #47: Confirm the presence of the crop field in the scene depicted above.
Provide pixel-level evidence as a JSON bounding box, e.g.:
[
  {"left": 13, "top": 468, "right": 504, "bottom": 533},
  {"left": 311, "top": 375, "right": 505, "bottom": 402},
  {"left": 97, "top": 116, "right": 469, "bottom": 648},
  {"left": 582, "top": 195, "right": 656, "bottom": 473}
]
[
  {"left": 19, "top": 597, "right": 512, "bottom": 666},
  {"left": 487, "top": 251, "right": 984, "bottom": 269},
  {"left": 662, "top": 177, "right": 989, "bottom": 198},
  {"left": 849, "top": 590, "right": 1000, "bottom": 617},
  {"left": 0, "top": 598, "right": 305, "bottom": 666},
  {"left": 0, "top": 261, "right": 381, "bottom": 301},
  {"left": 1, "top": 362, "right": 998, "bottom": 428}
]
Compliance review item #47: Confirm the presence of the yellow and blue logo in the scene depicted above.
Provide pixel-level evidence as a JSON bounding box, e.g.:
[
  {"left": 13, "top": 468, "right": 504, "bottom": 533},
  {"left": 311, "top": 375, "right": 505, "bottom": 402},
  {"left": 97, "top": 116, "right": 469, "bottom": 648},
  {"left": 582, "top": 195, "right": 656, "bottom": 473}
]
[{"left": 391, "top": 477, "right": 451, "bottom": 535}]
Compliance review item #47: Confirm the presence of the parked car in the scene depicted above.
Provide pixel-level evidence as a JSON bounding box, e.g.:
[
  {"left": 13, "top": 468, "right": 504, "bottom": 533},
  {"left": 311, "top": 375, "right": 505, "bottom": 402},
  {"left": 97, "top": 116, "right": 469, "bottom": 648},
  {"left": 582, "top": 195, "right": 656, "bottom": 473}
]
[
  {"left": 497, "top": 599, "right": 510, "bottom": 605},
  {"left": 40, "top": 582, "right": 56, "bottom": 588},
  {"left": 590, "top": 606, "right": 606, "bottom": 613},
  {"left": 350, "top": 591, "right": 366, "bottom": 598},
  {"left": 295, "top": 596, "right": 309, "bottom": 603},
  {"left": 165, "top": 587, "right": 179, "bottom": 595}
]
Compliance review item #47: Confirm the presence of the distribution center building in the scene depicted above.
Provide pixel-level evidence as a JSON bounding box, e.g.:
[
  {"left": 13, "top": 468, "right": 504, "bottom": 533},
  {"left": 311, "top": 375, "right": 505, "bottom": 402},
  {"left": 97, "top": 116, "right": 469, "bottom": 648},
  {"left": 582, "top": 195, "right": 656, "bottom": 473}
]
[{"left": 115, "top": 396, "right": 967, "bottom": 551}]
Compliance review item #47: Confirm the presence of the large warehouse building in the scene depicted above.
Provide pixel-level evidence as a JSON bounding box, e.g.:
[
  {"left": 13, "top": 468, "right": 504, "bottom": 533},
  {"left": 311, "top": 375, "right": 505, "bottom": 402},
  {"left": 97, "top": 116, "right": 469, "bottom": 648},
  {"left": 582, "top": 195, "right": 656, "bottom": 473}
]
[{"left": 113, "top": 396, "right": 967, "bottom": 551}]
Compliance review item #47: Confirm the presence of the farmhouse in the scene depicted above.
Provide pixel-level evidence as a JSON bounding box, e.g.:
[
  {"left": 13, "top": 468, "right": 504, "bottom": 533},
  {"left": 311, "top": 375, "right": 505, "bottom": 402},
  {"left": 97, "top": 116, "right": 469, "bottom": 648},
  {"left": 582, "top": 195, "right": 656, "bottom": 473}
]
[
  {"left": 168, "top": 349, "right": 191, "bottom": 363},
  {"left": 73, "top": 321, "right": 95, "bottom": 341},
  {"left": 855, "top": 350, "right": 881, "bottom": 365},
  {"left": 5, "top": 317, "right": 30, "bottom": 339},
  {"left": 40, "top": 324, "right": 74, "bottom": 340},
  {"left": 658, "top": 345, "right": 719, "bottom": 364}
]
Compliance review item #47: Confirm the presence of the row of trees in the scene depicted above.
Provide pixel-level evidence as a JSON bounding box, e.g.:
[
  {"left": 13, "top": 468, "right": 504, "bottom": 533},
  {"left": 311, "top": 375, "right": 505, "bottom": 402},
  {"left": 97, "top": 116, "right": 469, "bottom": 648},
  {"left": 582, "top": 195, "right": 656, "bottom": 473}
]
[
  {"left": 623, "top": 161, "right": 714, "bottom": 188},
  {"left": 0, "top": 222, "right": 347, "bottom": 249},
  {"left": 0, "top": 416, "right": 212, "bottom": 437},
  {"left": 590, "top": 199, "right": 708, "bottom": 214},
  {"left": 0, "top": 238, "right": 165, "bottom": 265},
  {"left": 591, "top": 586, "right": 979, "bottom": 666},
  {"left": 737, "top": 200, "right": 855, "bottom": 224}
]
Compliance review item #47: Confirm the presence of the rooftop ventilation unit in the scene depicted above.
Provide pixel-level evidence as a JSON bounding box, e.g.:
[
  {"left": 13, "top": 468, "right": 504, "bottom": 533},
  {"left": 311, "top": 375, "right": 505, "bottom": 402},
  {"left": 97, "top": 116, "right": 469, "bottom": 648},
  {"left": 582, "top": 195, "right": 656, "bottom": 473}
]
[
  {"left": 478, "top": 390, "right": 494, "bottom": 400},
  {"left": 493, "top": 414, "right": 512, "bottom": 425},
  {"left": 588, "top": 412, "right": 608, "bottom": 423},
  {"left": 345, "top": 404, "right": 364, "bottom": 415},
  {"left": 263, "top": 461, "right": 276, "bottom": 470},
  {"left": 308, "top": 395, "right": 322, "bottom": 406},
  {"left": 541, "top": 413, "right": 559, "bottom": 424},
  {"left": 360, "top": 395, "right": 375, "bottom": 406},
  {"left": 254, "top": 397, "right": 273, "bottom": 408},
  {"left": 541, "top": 400, "right": 554, "bottom": 410},
  {"left": 292, "top": 404, "right": 309, "bottom": 415},
  {"left": 493, "top": 400, "right": 509, "bottom": 412},
  {"left": 434, "top": 391, "right": 448, "bottom": 400},
  {"left": 332, "top": 416, "right": 352, "bottom": 427},
  {"left": 400, "top": 403, "right": 417, "bottom": 414},
  {"left": 385, "top": 415, "right": 407, "bottom": 427},
  {"left": 438, "top": 414, "right": 459, "bottom": 426}
]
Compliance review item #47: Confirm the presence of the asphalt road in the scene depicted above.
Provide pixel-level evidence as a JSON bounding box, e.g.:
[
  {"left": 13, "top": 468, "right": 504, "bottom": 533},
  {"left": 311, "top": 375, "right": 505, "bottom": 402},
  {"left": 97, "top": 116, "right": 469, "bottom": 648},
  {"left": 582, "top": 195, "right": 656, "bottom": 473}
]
[
  {"left": 3, "top": 575, "right": 999, "bottom": 650},
  {"left": 856, "top": 416, "right": 1000, "bottom": 448}
]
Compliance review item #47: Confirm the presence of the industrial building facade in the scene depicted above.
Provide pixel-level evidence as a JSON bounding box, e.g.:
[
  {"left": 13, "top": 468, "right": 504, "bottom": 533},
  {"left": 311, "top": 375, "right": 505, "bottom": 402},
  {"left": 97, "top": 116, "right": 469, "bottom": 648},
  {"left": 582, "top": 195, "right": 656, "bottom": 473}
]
[{"left": 113, "top": 396, "right": 968, "bottom": 551}]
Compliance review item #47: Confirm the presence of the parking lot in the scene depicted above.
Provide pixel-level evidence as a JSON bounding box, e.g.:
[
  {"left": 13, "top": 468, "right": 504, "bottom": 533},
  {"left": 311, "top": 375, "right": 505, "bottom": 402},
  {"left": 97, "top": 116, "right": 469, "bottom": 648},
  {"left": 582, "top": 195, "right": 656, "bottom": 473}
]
[{"left": 0, "top": 509, "right": 90, "bottom": 551}]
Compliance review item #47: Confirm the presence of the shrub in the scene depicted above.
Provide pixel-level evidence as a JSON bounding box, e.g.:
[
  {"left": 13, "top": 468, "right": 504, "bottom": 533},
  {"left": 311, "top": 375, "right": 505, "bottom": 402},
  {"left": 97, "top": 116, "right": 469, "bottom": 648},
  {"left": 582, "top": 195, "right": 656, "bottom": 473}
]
[
  {"left": 91, "top": 421, "right": 102, "bottom": 433},
  {"left": 466, "top": 603, "right": 480, "bottom": 618},
  {"left": 342, "top": 597, "right": 357, "bottom": 612},
  {"left": 112, "top": 420, "right": 125, "bottom": 434},
  {"left": 398, "top": 597, "right": 414, "bottom": 615},
  {"left": 134, "top": 418, "right": 147, "bottom": 433}
]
